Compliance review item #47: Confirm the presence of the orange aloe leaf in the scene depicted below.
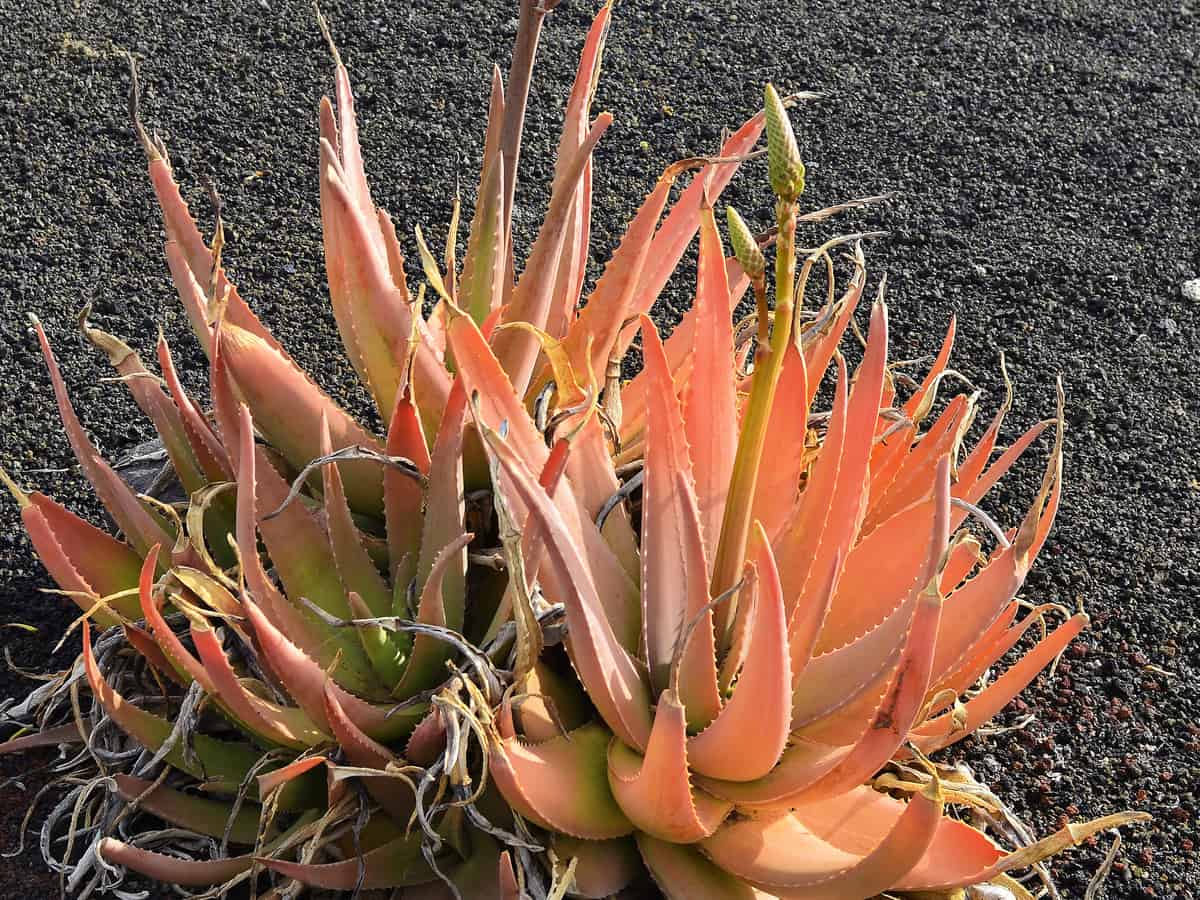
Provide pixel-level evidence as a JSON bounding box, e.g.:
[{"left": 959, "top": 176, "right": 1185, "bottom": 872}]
[
  {"left": 97, "top": 838, "right": 254, "bottom": 888},
  {"left": 143, "top": 146, "right": 277, "bottom": 354},
  {"left": 781, "top": 458, "right": 949, "bottom": 806},
  {"left": 82, "top": 623, "right": 261, "bottom": 794},
  {"left": 556, "top": 161, "right": 684, "bottom": 399},
  {"left": 190, "top": 622, "right": 330, "bottom": 749},
  {"left": 637, "top": 834, "right": 761, "bottom": 900},
  {"left": 156, "top": 334, "right": 232, "bottom": 482},
  {"left": 242, "top": 596, "right": 421, "bottom": 743},
  {"left": 954, "top": 418, "right": 1050, "bottom": 521},
  {"left": 317, "top": 416, "right": 404, "bottom": 683},
  {"left": 322, "top": 681, "right": 416, "bottom": 825},
  {"left": 777, "top": 301, "right": 889, "bottom": 633},
  {"left": 124, "top": 622, "right": 189, "bottom": 687},
  {"left": 619, "top": 108, "right": 768, "bottom": 358},
  {"left": 1, "top": 472, "right": 141, "bottom": 624},
  {"left": 113, "top": 774, "right": 261, "bottom": 844},
  {"left": 0, "top": 723, "right": 82, "bottom": 755},
  {"left": 480, "top": 423, "right": 651, "bottom": 751},
  {"left": 217, "top": 319, "right": 385, "bottom": 516},
  {"left": 448, "top": 303, "right": 640, "bottom": 650},
  {"left": 138, "top": 547, "right": 328, "bottom": 749},
  {"left": 682, "top": 204, "right": 737, "bottom": 559},
  {"left": 563, "top": 414, "right": 639, "bottom": 579},
  {"left": 686, "top": 523, "right": 790, "bottom": 783},
  {"left": 257, "top": 834, "right": 433, "bottom": 890},
  {"left": 414, "top": 380, "right": 468, "bottom": 636},
  {"left": 493, "top": 113, "right": 613, "bottom": 396},
  {"left": 493, "top": 4, "right": 611, "bottom": 391},
  {"left": 930, "top": 460, "right": 1062, "bottom": 684},
  {"left": 749, "top": 341, "right": 809, "bottom": 541},
  {"left": 894, "top": 810, "right": 1149, "bottom": 892},
  {"left": 322, "top": 139, "right": 450, "bottom": 427},
  {"left": 693, "top": 738, "right": 850, "bottom": 808},
  {"left": 82, "top": 319, "right": 206, "bottom": 494},
  {"left": 488, "top": 718, "right": 633, "bottom": 840},
  {"left": 900, "top": 315, "right": 957, "bottom": 423},
  {"left": 701, "top": 780, "right": 943, "bottom": 899},
  {"left": 866, "top": 392, "right": 974, "bottom": 530},
  {"left": 385, "top": 377, "right": 431, "bottom": 588},
  {"left": 32, "top": 319, "right": 175, "bottom": 559},
  {"left": 913, "top": 612, "right": 1087, "bottom": 754},
  {"left": 393, "top": 531, "right": 474, "bottom": 698},
  {"left": 552, "top": 835, "right": 642, "bottom": 899},
  {"left": 228, "top": 403, "right": 377, "bottom": 694},
  {"left": 639, "top": 316, "right": 720, "bottom": 722},
  {"left": 608, "top": 692, "right": 732, "bottom": 843},
  {"left": 458, "top": 67, "right": 507, "bottom": 325}
]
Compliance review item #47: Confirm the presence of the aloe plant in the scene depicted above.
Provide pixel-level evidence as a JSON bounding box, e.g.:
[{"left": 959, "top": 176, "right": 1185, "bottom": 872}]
[{"left": 1, "top": 2, "right": 1144, "bottom": 898}]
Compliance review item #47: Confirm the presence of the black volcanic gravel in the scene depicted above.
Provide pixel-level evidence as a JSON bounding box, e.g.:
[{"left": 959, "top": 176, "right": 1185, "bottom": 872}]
[{"left": 1, "top": 1, "right": 1198, "bottom": 898}]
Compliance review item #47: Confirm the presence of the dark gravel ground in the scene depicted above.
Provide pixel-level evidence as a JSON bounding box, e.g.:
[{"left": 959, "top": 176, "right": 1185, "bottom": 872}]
[{"left": 1, "top": 0, "right": 1198, "bottom": 897}]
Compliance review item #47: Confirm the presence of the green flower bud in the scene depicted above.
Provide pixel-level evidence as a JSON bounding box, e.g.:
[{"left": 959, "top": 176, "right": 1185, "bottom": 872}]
[
  {"left": 726, "top": 206, "right": 765, "bottom": 281},
  {"left": 764, "top": 83, "right": 806, "bottom": 202}
]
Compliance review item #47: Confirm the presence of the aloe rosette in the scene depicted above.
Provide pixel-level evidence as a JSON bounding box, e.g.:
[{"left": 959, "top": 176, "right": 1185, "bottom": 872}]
[{"left": 0, "top": 2, "right": 1144, "bottom": 898}]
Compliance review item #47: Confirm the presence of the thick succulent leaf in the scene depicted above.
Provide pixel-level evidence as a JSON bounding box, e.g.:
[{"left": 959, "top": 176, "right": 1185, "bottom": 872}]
[
  {"left": 954, "top": 419, "right": 1050, "bottom": 524},
  {"left": 157, "top": 334, "right": 232, "bottom": 482},
  {"left": 693, "top": 738, "right": 850, "bottom": 808},
  {"left": 190, "top": 622, "right": 330, "bottom": 749},
  {"left": 816, "top": 494, "right": 938, "bottom": 655},
  {"left": 750, "top": 342, "right": 810, "bottom": 541},
  {"left": 145, "top": 151, "right": 277, "bottom": 354},
  {"left": 0, "top": 723, "right": 82, "bottom": 755},
  {"left": 563, "top": 414, "right": 639, "bottom": 579},
  {"left": 893, "top": 810, "right": 1149, "bottom": 892},
  {"left": 687, "top": 524, "right": 790, "bottom": 783},
  {"left": 384, "top": 378, "right": 431, "bottom": 587},
  {"left": 639, "top": 316, "right": 720, "bottom": 720},
  {"left": 682, "top": 204, "right": 738, "bottom": 560},
  {"left": 243, "top": 597, "right": 422, "bottom": 743},
  {"left": 113, "top": 774, "right": 261, "bottom": 845},
  {"left": 493, "top": 5, "right": 612, "bottom": 394},
  {"left": 322, "top": 681, "right": 416, "bottom": 825},
  {"left": 619, "top": 108, "right": 768, "bottom": 359},
  {"left": 414, "top": 380, "right": 468, "bottom": 638},
  {"left": 228, "top": 402, "right": 377, "bottom": 694},
  {"left": 912, "top": 612, "right": 1087, "bottom": 754},
  {"left": 866, "top": 393, "right": 973, "bottom": 531},
  {"left": 258, "top": 832, "right": 434, "bottom": 890},
  {"left": 82, "top": 623, "right": 260, "bottom": 794},
  {"left": 3, "top": 478, "right": 142, "bottom": 625},
  {"left": 557, "top": 163, "right": 680, "bottom": 397},
  {"left": 97, "top": 838, "right": 253, "bottom": 888},
  {"left": 608, "top": 692, "right": 732, "bottom": 843},
  {"left": 638, "top": 834, "right": 763, "bottom": 900},
  {"left": 449, "top": 305, "right": 641, "bottom": 651},
  {"left": 217, "top": 319, "right": 384, "bottom": 516},
  {"left": 931, "top": 464, "right": 1061, "bottom": 684},
  {"left": 488, "top": 718, "right": 633, "bottom": 840},
  {"left": 776, "top": 301, "right": 888, "bottom": 628},
  {"left": 83, "top": 321, "right": 207, "bottom": 494},
  {"left": 780, "top": 459, "right": 948, "bottom": 806},
  {"left": 392, "top": 531, "right": 473, "bottom": 698},
  {"left": 700, "top": 781, "right": 942, "bottom": 898},
  {"left": 493, "top": 112, "right": 612, "bottom": 395},
  {"left": 480, "top": 425, "right": 651, "bottom": 750},
  {"left": 458, "top": 68, "right": 507, "bottom": 324},
  {"left": 552, "top": 835, "right": 642, "bottom": 899},
  {"left": 322, "top": 140, "right": 449, "bottom": 427},
  {"left": 318, "top": 417, "right": 404, "bottom": 682},
  {"left": 33, "top": 319, "right": 175, "bottom": 559}
]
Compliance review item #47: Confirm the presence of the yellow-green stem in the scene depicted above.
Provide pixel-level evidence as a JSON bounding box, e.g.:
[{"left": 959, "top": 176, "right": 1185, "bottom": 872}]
[{"left": 711, "top": 198, "right": 798, "bottom": 653}]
